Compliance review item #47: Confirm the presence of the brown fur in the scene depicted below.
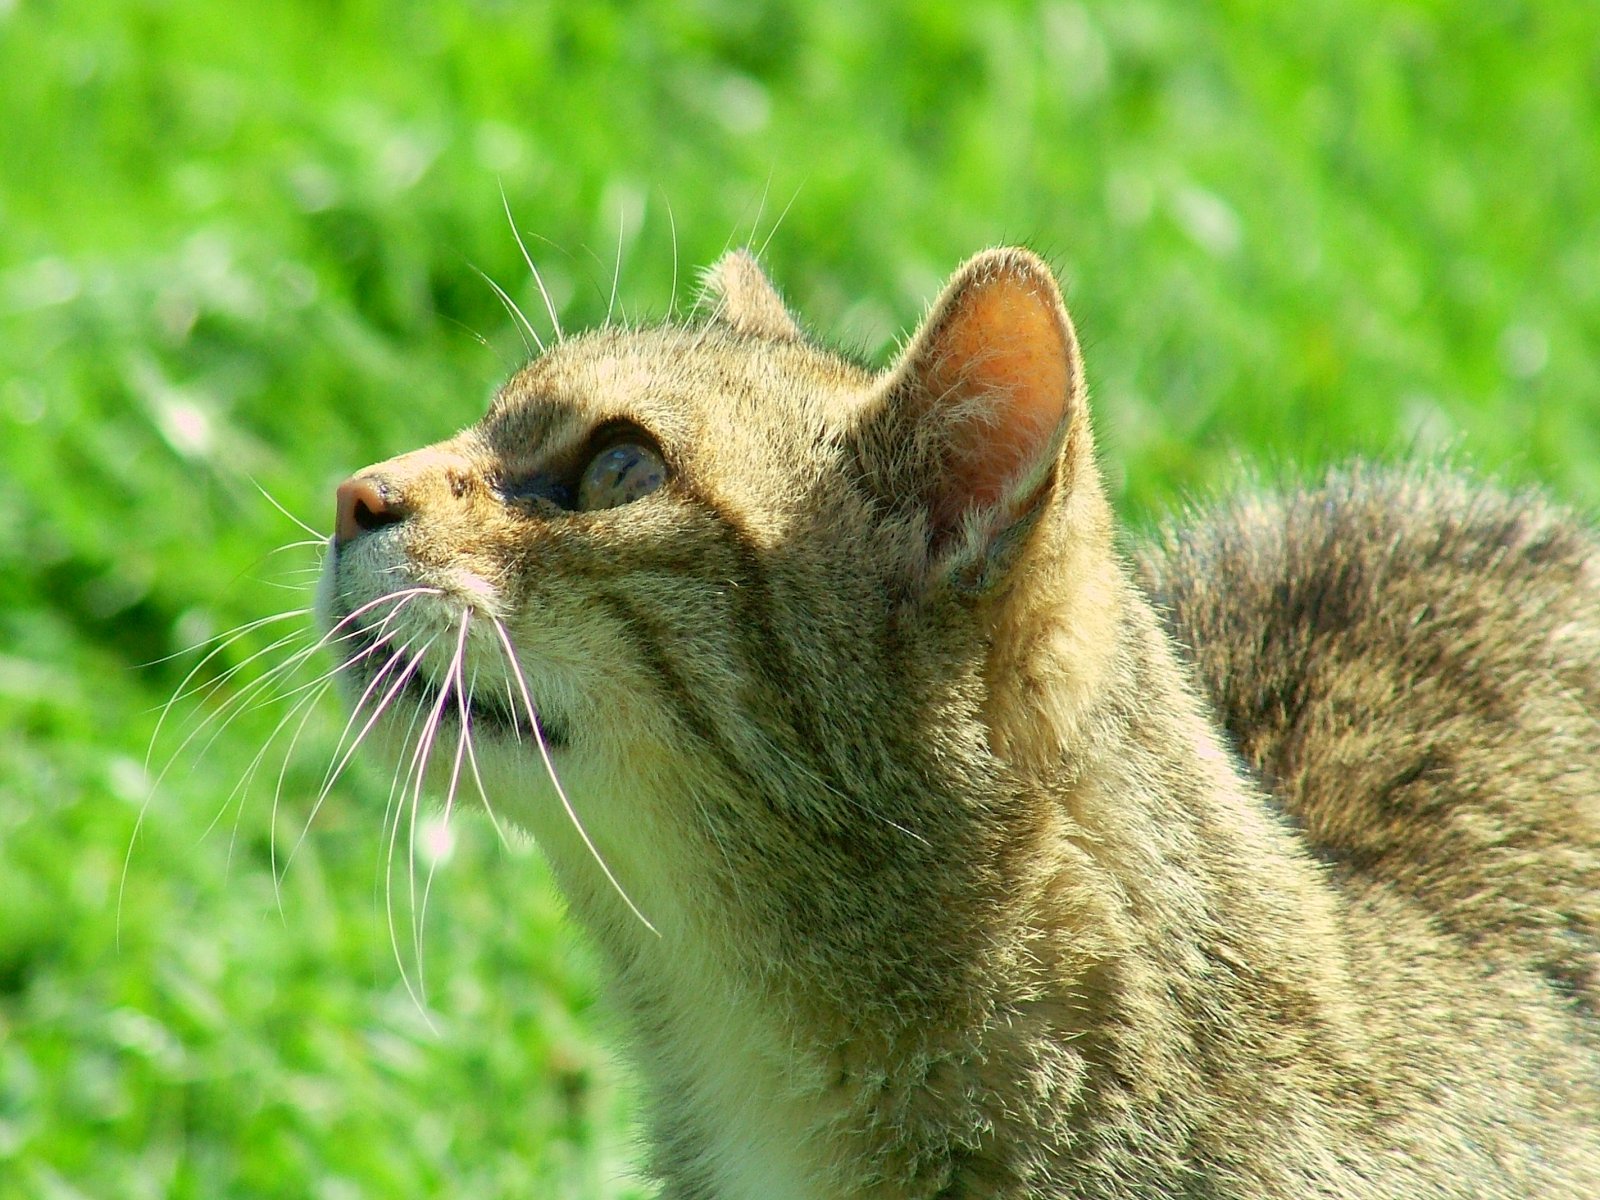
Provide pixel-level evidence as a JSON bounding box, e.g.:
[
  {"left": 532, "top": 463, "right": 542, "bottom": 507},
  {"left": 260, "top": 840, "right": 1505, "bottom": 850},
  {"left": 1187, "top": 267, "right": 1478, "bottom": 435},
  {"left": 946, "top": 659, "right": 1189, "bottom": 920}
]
[{"left": 316, "top": 247, "right": 1600, "bottom": 1198}]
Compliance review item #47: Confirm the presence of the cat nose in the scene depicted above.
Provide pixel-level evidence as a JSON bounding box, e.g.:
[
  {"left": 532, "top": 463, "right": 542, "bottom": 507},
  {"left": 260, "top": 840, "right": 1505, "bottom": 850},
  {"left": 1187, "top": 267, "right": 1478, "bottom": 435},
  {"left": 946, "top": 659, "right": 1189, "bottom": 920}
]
[{"left": 334, "top": 475, "right": 406, "bottom": 545}]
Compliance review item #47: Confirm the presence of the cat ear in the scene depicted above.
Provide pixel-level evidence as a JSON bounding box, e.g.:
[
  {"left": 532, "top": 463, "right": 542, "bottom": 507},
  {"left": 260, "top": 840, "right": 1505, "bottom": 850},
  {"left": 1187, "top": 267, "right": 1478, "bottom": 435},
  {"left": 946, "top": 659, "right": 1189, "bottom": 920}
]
[
  {"left": 701, "top": 249, "right": 803, "bottom": 341},
  {"left": 854, "top": 248, "right": 1089, "bottom": 591}
]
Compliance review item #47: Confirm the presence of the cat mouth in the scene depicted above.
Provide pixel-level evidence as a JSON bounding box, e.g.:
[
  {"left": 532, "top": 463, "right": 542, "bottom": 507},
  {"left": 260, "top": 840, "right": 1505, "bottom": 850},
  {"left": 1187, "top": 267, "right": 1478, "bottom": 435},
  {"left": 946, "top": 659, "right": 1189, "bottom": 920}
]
[{"left": 330, "top": 612, "right": 569, "bottom": 749}]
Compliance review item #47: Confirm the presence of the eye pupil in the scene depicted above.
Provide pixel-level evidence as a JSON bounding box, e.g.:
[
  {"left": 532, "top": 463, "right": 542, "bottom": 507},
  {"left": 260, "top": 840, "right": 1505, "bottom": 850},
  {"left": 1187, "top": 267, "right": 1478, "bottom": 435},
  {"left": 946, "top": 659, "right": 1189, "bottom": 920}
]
[{"left": 578, "top": 442, "right": 666, "bottom": 511}]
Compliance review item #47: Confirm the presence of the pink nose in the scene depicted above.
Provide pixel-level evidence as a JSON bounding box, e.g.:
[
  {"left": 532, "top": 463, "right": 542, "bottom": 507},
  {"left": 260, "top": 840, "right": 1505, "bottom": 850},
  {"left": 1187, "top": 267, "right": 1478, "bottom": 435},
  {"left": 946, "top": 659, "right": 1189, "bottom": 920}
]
[{"left": 334, "top": 476, "right": 400, "bottom": 544}]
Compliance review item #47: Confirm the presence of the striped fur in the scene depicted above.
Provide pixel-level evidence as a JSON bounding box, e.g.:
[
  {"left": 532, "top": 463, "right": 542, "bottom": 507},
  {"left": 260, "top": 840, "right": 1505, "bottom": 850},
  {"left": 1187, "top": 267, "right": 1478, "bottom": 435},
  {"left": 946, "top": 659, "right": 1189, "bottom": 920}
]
[{"left": 317, "top": 249, "right": 1600, "bottom": 1198}]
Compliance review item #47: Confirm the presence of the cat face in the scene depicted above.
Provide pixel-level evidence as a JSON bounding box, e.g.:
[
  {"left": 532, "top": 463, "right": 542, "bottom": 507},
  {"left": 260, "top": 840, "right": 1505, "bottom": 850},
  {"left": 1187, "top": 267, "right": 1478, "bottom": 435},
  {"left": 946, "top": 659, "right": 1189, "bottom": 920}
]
[{"left": 315, "top": 249, "right": 1103, "bottom": 948}]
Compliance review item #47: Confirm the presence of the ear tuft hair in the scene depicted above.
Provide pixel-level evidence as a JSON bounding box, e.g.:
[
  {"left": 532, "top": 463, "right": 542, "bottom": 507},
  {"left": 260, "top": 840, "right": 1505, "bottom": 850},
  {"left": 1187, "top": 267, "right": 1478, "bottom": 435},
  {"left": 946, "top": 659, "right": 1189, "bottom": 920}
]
[{"left": 701, "top": 250, "right": 803, "bottom": 341}]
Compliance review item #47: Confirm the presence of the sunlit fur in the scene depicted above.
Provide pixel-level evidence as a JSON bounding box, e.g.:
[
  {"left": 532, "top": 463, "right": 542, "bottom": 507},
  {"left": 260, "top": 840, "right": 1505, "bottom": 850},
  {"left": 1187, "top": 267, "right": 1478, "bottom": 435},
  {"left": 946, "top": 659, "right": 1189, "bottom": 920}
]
[{"left": 310, "top": 248, "right": 1599, "bottom": 1199}]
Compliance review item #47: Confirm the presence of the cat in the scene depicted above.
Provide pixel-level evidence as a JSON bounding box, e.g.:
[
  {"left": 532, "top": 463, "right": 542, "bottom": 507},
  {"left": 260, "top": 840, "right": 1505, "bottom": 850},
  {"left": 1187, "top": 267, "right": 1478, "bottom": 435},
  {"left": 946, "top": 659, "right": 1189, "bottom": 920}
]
[{"left": 315, "top": 246, "right": 1600, "bottom": 1198}]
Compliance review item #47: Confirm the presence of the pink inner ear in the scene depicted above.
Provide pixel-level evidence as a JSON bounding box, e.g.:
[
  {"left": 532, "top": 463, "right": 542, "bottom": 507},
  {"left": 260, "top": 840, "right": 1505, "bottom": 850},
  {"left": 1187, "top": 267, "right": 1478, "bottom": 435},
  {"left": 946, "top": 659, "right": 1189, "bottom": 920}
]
[{"left": 925, "top": 274, "right": 1072, "bottom": 524}]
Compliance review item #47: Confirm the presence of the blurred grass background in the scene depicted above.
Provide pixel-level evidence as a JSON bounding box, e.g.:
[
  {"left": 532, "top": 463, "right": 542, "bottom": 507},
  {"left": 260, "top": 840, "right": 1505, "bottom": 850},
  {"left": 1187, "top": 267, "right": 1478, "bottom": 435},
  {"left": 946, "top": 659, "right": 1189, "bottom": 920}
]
[{"left": 2, "top": 1, "right": 1598, "bottom": 1197}]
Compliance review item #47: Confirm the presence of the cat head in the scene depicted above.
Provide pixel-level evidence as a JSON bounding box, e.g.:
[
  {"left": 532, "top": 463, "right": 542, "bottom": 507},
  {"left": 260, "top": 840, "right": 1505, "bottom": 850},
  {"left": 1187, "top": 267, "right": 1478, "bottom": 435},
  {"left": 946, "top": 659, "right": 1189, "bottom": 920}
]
[{"left": 315, "top": 247, "right": 1118, "bottom": 952}]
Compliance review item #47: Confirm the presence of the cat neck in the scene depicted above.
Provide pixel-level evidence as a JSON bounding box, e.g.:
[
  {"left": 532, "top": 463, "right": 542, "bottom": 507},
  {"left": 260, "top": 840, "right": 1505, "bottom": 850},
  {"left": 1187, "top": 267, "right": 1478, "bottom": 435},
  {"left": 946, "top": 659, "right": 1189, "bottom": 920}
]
[{"left": 557, "top": 549, "right": 1358, "bottom": 1198}]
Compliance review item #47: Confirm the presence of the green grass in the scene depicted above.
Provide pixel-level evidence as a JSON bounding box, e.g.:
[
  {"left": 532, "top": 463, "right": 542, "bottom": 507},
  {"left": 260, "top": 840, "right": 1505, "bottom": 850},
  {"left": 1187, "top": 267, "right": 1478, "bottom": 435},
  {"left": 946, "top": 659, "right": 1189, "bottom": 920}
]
[{"left": 3, "top": 1, "right": 1598, "bottom": 1196}]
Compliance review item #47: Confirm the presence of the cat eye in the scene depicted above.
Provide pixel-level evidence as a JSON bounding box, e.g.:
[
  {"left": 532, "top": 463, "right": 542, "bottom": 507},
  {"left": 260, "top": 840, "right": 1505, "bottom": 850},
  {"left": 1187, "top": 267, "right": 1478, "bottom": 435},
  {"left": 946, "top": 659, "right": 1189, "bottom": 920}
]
[{"left": 578, "top": 441, "right": 667, "bottom": 511}]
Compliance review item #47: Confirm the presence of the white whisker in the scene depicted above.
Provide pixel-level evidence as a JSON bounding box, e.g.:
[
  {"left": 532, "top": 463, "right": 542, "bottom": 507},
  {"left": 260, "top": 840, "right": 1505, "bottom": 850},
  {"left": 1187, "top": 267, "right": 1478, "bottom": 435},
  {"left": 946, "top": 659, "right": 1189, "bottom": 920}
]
[
  {"left": 499, "top": 183, "right": 563, "bottom": 343},
  {"left": 199, "top": 674, "right": 323, "bottom": 851},
  {"left": 461, "top": 702, "right": 510, "bottom": 851},
  {"left": 279, "top": 635, "right": 430, "bottom": 879},
  {"left": 607, "top": 206, "right": 625, "bottom": 327},
  {"left": 144, "top": 610, "right": 311, "bottom": 750},
  {"left": 127, "top": 630, "right": 325, "bottom": 941},
  {"left": 475, "top": 264, "right": 544, "bottom": 357},
  {"left": 380, "top": 640, "right": 440, "bottom": 1024},
  {"left": 755, "top": 181, "right": 804, "bottom": 262},
  {"left": 249, "top": 477, "right": 324, "bottom": 540},
  {"left": 159, "top": 587, "right": 440, "bottom": 783},
  {"left": 418, "top": 611, "right": 475, "bottom": 951},
  {"left": 163, "top": 626, "right": 308, "bottom": 718},
  {"left": 260, "top": 680, "right": 339, "bottom": 908},
  {"left": 264, "top": 538, "right": 330, "bottom": 557},
  {"left": 452, "top": 651, "right": 511, "bottom": 850},
  {"left": 491, "top": 616, "right": 658, "bottom": 935},
  {"left": 664, "top": 192, "right": 680, "bottom": 318},
  {"left": 395, "top": 625, "right": 459, "bottom": 998},
  {"left": 147, "top": 629, "right": 321, "bottom": 808},
  {"left": 737, "top": 172, "right": 774, "bottom": 264},
  {"left": 308, "top": 593, "right": 429, "bottom": 797},
  {"left": 504, "top": 677, "right": 524, "bottom": 744}
]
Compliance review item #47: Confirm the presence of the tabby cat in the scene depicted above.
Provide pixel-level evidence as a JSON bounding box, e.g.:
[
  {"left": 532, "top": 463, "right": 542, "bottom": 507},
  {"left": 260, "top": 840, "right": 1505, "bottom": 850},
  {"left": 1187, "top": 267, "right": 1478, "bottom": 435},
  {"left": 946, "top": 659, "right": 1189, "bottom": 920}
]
[{"left": 315, "top": 247, "right": 1599, "bottom": 1198}]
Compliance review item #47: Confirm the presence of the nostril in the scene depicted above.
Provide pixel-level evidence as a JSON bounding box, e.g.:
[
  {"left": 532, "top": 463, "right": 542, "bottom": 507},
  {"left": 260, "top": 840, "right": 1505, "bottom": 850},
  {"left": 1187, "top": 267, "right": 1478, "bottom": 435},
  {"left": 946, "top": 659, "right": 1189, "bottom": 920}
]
[
  {"left": 352, "top": 495, "right": 389, "bottom": 532},
  {"left": 334, "top": 476, "right": 404, "bottom": 545}
]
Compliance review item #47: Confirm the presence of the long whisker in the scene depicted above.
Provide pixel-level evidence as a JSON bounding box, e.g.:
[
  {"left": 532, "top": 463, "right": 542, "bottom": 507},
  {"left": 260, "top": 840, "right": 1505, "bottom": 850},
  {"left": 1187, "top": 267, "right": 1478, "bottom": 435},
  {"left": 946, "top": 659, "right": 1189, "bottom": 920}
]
[
  {"left": 140, "top": 629, "right": 319, "bottom": 867},
  {"left": 755, "top": 181, "right": 804, "bottom": 262},
  {"left": 474, "top": 265, "right": 543, "bottom": 357},
  {"left": 159, "top": 625, "right": 309, "bottom": 725},
  {"left": 240, "top": 687, "right": 335, "bottom": 881},
  {"left": 262, "top": 538, "right": 329, "bottom": 558},
  {"left": 144, "top": 609, "right": 311, "bottom": 752},
  {"left": 491, "top": 616, "right": 658, "bottom": 935},
  {"left": 499, "top": 183, "right": 563, "bottom": 343},
  {"left": 200, "top": 669, "right": 329, "bottom": 851},
  {"left": 751, "top": 170, "right": 773, "bottom": 241},
  {"left": 123, "top": 622, "right": 308, "bottom": 941},
  {"left": 269, "top": 600, "right": 428, "bottom": 891},
  {"left": 153, "top": 588, "right": 439, "bottom": 788},
  {"left": 137, "top": 636, "right": 318, "bottom": 885},
  {"left": 395, "top": 627, "right": 460, "bottom": 997},
  {"left": 262, "top": 559, "right": 328, "bottom": 577},
  {"left": 607, "top": 204, "right": 626, "bottom": 327},
  {"left": 249, "top": 477, "right": 324, "bottom": 540},
  {"left": 204, "top": 599, "right": 423, "bottom": 889},
  {"left": 282, "top": 641, "right": 428, "bottom": 881},
  {"left": 238, "top": 621, "right": 405, "bottom": 718},
  {"left": 258, "top": 681, "right": 339, "bottom": 908},
  {"left": 130, "top": 588, "right": 442, "bottom": 940},
  {"left": 309, "top": 593, "right": 429, "bottom": 797},
  {"left": 380, "top": 636, "right": 441, "bottom": 1022},
  {"left": 729, "top": 171, "right": 773, "bottom": 266},
  {"left": 417, "top": 611, "right": 474, "bottom": 953},
  {"left": 664, "top": 191, "right": 680, "bottom": 319},
  {"left": 141, "top": 607, "right": 309, "bottom": 670},
  {"left": 276, "top": 595, "right": 431, "bottom": 881},
  {"left": 461, "top": 671, "right": 512, "bottom": 850},
  {"left": 315, "top": 588, "right": 444, "bottom": 658},
  {"left": 125, "top": 620, "right": 330, "bottom": 943}
]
